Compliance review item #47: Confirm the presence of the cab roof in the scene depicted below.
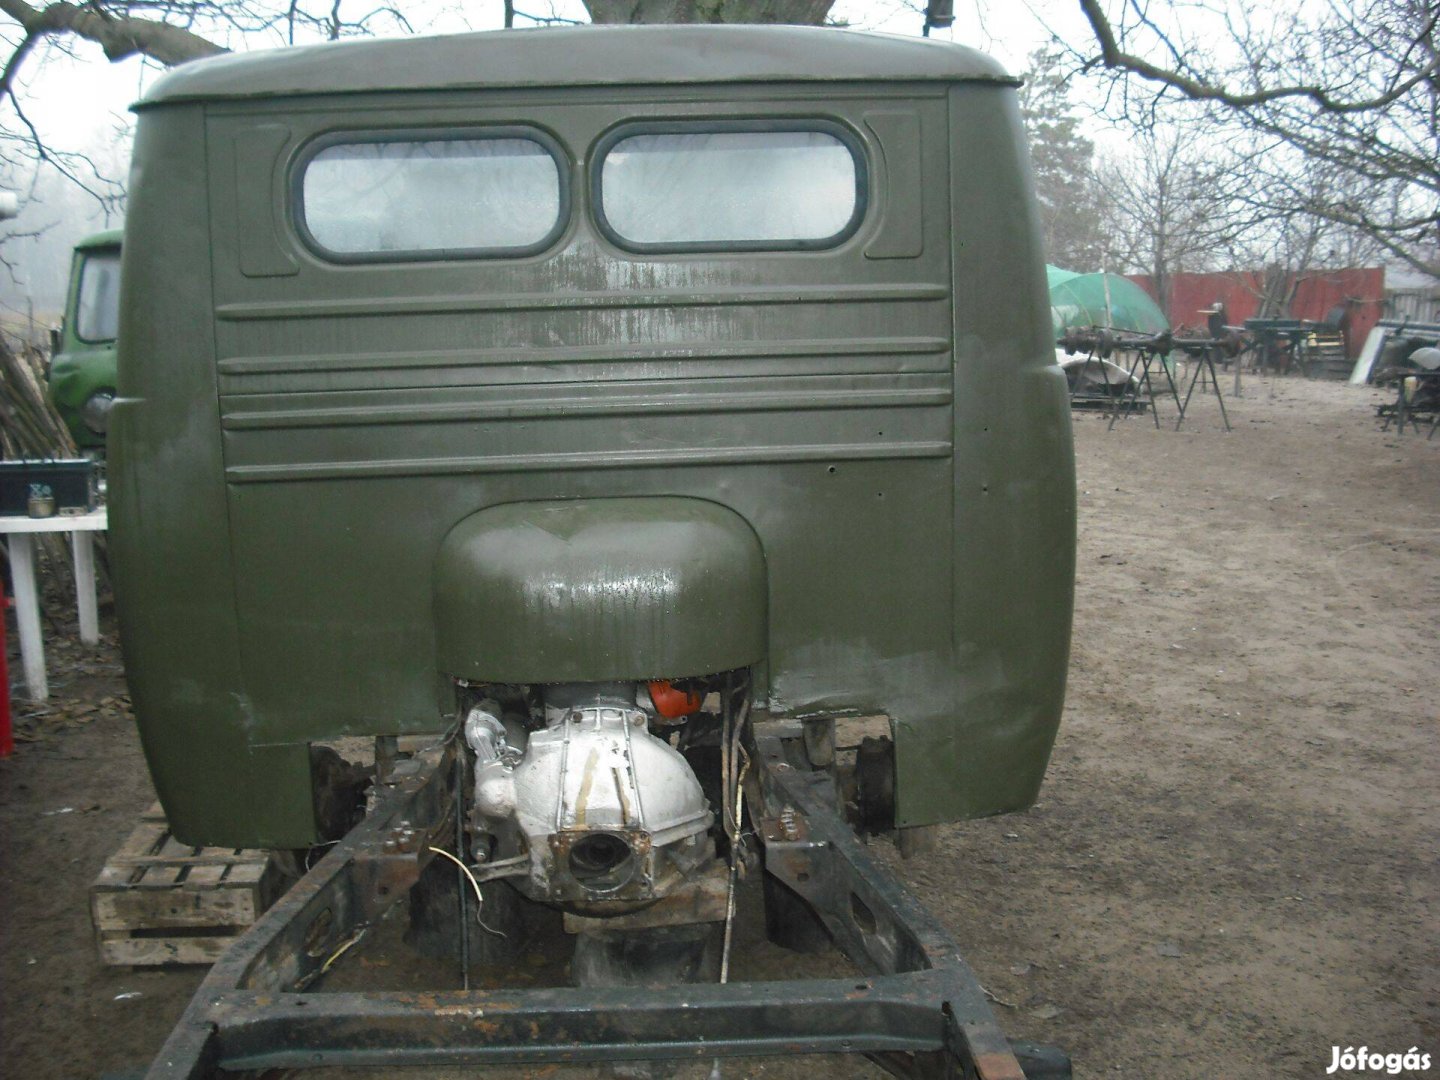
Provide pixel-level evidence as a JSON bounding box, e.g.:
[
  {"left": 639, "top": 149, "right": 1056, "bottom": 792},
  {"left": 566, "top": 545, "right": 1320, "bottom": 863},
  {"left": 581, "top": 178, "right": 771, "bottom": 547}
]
[
  {"left": 75, "top": 228, "right": 123, "bottom": 250},
  {"left": 137, "top": 24, "right": 1015, "bottom": 108}
]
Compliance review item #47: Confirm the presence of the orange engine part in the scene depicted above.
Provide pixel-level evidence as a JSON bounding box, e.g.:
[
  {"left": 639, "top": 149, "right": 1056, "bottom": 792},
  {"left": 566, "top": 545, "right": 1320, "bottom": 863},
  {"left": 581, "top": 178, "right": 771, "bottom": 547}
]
[{"left": 648, "top": 680, "right": 703, "bottom": 720}]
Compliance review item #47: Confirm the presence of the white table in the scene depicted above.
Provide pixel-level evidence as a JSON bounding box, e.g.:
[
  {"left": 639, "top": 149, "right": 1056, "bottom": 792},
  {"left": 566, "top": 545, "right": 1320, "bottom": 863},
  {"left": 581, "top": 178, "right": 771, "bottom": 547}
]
[{"left": 0, "top": 507, "right": 107, "bottom": 702}]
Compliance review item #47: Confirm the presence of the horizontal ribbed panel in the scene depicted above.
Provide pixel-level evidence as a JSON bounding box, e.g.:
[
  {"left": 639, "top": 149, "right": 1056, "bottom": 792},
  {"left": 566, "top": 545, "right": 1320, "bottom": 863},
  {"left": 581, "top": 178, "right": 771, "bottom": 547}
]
[
  {"left": 221, "top": 382, "right": 951, "bottom": 430},
  {"left": 224, "top": 439, "right": 953, "bottom": 483},
  {"left": 214, "top": 282, "right": 950, "bottom": 322}
]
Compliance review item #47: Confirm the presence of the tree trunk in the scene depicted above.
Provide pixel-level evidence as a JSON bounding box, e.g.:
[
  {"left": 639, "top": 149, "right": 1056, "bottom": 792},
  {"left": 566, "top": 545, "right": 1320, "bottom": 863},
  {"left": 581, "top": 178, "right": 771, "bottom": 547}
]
[{"left": 584, "top": 0, "right": 832, "bottom": 24}]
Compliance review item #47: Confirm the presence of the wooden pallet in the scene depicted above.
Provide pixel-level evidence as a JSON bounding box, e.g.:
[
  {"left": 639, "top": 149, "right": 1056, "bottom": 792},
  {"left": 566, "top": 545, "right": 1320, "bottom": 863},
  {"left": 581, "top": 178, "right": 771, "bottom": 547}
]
[
  {"left": 1309, "top": 332, "right": 1352, "bottom": 380},
  {"left": 1070, "top": 395, "right": 1148, "bottom": 412},
  {"left": 91, "top": 803, "right": 282, "bottom": 966}
]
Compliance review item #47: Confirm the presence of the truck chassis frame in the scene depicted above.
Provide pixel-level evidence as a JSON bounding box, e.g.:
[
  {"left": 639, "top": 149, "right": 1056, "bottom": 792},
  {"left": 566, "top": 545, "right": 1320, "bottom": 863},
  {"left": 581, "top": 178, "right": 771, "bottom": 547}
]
[{"left": 143, "top": 720, "right": 1064, "bottom": 1080}]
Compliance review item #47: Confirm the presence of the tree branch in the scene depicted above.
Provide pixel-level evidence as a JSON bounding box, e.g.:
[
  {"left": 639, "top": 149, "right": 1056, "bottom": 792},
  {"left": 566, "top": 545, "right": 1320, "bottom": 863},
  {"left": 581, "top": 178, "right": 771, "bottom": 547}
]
[
  {"left": 1076, "top": 0, "right": 1440, "bottom": 113},
  {"left": 0, "top": 0, "right": 226, "bottom": 92}
]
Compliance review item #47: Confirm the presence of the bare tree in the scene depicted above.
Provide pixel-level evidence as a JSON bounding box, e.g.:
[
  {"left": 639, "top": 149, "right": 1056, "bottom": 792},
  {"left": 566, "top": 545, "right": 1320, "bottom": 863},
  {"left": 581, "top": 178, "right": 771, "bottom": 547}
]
[
  {"left": 1069, "top": 0, "right": 1439, "bottom": 278},
  {"left": 0, "top": 0, "right": 839, "bottom": 288},
  {"left": 1095, "top": 125, "right": 1235, "bottom": 316},
  {"left": 1213, "top": 151, "right": 1387, "bottom": 316},
  {"left": 0, "top": 0, "right": 421, "bottom": 85},
  {"left": 0, "top": 2, "right": 422, "bottom": 265},
  {"left": 584, "top": 0, "right": 829, "bottom": 21},
  {"left": 0, "top": 0, "right": 831, "bottom": 87},
  {"left": 0, "top": 0, "right": 832, "bottom": 182},
  {"left": 1019, "top": 45, "right": 1108, "bottom": 270},
  {"left": 0, "top": 0, "right": 223, "bottom": 86}
]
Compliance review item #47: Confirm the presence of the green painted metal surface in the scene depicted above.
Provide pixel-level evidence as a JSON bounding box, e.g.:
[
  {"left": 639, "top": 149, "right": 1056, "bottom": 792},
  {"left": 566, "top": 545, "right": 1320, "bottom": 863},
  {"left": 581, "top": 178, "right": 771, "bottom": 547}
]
[
  {"left": 73, "top": 228, "right": 125, "bottom": 252},
  {"left": 48, "top": 229, "right": 123, "bottom": 450},
  {"left": 111, "top": 26, "right": 1075, "bottom": 847},
  {"left": 138, "top": 25, "right": 1015, "bottom": 107},
  {"left": 434, "top": 498, "right": 766, "bottom": 683}
]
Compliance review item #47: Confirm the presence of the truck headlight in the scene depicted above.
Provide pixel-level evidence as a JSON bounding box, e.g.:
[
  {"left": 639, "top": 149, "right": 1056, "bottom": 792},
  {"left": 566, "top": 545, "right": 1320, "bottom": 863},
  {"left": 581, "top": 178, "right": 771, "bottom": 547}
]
[{"left": 82, "top": 391, "right": 115, "bottom": 435}]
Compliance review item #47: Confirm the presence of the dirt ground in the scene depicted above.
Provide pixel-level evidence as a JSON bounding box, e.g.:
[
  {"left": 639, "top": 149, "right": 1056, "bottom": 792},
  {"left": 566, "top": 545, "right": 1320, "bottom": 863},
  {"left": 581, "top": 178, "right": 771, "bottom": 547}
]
[{"left": 1, "top": 375, "right": 1436, "bottom": 1080}]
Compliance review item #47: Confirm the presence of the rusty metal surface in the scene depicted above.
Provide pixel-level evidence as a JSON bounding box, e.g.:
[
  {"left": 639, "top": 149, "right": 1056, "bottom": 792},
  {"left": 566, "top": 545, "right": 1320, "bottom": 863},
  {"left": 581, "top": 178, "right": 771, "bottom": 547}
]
[
  {"left": 563, "top": 862, "right": 731, "bottom": 933},
  {"left": 142, "top": 728, "right": 1040, "bottom": 1080},
  {"left": 210, "top": 974, "right": 960, "bottom": 1070},
  {"left": 143, "top": 742, "right": 457, "bottom": 1078}
]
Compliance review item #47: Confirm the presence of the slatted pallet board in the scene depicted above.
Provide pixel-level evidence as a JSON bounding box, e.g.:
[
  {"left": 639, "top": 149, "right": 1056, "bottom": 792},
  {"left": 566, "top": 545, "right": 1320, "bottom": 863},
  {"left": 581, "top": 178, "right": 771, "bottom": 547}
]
[
  {"left": 91, "top": 803, "right": 282, "bottom": 966},
  {"left": 1310, "top": 333, "right": 1353, "bottom": 380},
  {"left": 1069, "top": 396, "right": 1148, "bottom": 412}
]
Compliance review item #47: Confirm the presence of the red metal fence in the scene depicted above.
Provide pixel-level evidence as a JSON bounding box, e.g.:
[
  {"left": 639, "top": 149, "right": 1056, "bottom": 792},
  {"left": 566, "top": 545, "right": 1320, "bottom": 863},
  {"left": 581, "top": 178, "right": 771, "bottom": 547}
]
[{"left": 1127, "top": 267, "right": 1386, "bottom": 358}]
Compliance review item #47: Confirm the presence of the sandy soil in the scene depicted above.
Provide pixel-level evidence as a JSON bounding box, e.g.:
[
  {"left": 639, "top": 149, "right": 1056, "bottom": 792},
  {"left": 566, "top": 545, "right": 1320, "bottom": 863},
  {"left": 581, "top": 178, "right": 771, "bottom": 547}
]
[{"left": 1, "top": 375, "right": 1436, "bottom": 1080}]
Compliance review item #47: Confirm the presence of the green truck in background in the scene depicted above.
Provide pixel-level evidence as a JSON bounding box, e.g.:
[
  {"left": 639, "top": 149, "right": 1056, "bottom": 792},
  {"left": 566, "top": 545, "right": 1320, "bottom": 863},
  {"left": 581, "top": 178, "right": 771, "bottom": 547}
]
[{"left": 48, "top": 228, "right": 121, "bottom": 451}]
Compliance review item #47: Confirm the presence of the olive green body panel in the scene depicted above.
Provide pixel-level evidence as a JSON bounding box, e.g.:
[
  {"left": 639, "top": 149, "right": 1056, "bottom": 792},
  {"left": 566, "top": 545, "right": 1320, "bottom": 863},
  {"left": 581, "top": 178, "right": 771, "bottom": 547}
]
[
  {"left": 48, "top": 231, "right": 122, "bottom": 450},
  {"left": 111, "top": 28, "right": 1074, "bottom": 847},
  {"left": 204, "top": 83, "right": 959, "bottom": 762},
  {"left": 434, "top": 498, "right": 766, "bottom": 683},
  {"left": 138, "top": 25, "right": 1014, "bottom": 105},
  {"left": 108, "top": 109, "right": 314, "bottom": 847},
  {"left": 927, "top": 86, "right": 1074, "bottom": 821}
]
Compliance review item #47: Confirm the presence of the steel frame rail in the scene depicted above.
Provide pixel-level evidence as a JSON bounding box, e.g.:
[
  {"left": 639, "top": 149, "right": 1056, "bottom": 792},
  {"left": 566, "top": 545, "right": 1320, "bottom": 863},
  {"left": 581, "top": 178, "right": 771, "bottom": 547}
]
[{"left": 142, "top": 723, "right": 1054, "bottom": 1080}]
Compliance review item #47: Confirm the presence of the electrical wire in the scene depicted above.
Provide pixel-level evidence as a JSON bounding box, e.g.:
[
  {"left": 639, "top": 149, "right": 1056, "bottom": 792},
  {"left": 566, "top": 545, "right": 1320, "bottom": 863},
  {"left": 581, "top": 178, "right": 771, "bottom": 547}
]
[
  {"left": 301, "top": 927, "right": 368, "bottom": 989},
  {"left": 712, "top": 690, "right": 751, "bottom": 1080},
  {"left": 720, "top": 685, "right": 751, "bottom": 842},
  {"left": 319, "top": 931, "right": 363, "bottom": 974},
  {"left": 454, "top": 751, "right": 470, "bottom": 991},
  {"left": 719, "top": 687, "right": 753, "bottom": 983},
  {"left": 720, "top": 682, "right": 733, "bottom": 839},
  {"left": 303, "top": 838, "right": 342, "bottom": 872},
  {"left": 428, "top": 846, "right": 507, "bottom": 938},
  {"left": 719, "top": 747, "right": 749, "bottom": 985}
]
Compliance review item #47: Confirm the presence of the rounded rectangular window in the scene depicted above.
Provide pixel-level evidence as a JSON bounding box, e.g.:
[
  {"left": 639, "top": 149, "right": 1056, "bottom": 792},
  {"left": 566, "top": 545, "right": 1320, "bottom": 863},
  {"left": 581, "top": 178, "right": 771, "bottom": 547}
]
[
  {"left": 298, "top": 132, "right": 565, "bottom": 260},
  {"left": 597, "top": 126, "right": 863, "bottom": 251}
]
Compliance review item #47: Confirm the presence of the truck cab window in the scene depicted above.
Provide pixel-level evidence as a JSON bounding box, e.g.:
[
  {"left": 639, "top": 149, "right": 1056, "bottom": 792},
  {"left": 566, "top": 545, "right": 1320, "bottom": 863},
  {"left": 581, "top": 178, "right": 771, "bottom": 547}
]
[
  {"left": 75, "top": 251, "right": 121, "bottom": 342},
  {"left": 298, "top": 133, "right": 565, "bottom": 260},
  {"left": 596, "top": 127, "right": 862, "bottom": 251}
]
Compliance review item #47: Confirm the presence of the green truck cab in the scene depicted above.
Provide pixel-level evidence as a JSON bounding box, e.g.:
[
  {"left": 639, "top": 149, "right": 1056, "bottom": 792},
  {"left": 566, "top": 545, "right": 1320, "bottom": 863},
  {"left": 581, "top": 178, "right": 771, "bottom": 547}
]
[
  {"left": 48, "top": 228, "right": 122, "bottom": 450},
  {"left": 111, "top": 29, "right": 1080, "bottom": 1076},
  {"left": 111, "top": 25, "right": 1076, "bottom": 857}
]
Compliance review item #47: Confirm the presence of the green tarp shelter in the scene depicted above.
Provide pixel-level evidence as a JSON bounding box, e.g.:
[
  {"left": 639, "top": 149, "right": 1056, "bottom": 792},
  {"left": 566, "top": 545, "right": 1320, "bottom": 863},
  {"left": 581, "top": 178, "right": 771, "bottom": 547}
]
[{"left": 1048, "top": 265, "right": 1169, "bottom": 340}]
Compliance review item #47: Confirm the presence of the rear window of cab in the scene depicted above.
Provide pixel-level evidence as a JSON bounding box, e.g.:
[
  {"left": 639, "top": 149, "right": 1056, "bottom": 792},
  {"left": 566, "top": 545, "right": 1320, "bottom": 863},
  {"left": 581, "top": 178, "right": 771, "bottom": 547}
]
[
  {"left": 294, "top": 122, "right": 865, "bottom": 262},
  {"left": 295, "top": 130, "right": 567, "bottom": 261},
  {"left": 594, "top": 124, "right": 865, "bottom": 252}
]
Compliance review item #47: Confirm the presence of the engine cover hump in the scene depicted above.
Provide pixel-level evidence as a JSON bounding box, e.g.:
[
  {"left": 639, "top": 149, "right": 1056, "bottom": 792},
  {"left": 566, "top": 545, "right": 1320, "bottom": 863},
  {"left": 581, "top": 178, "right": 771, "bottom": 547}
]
[{"left": 433, "top": 497, "right": 766, "bottom": 683}]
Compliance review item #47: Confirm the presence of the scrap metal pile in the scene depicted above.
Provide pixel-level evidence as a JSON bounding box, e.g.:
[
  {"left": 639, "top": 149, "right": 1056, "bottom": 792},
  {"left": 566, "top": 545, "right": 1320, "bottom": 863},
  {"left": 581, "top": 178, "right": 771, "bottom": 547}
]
[
  {"left": 1369, "top": 327, "right": 1440, "bottom": 437},
  {"left": 1241, "top": 318, "right": 1349, "bottom": 379},
  {"left": 1058, "top": 326, "right": 1242, "bottom": 431}
]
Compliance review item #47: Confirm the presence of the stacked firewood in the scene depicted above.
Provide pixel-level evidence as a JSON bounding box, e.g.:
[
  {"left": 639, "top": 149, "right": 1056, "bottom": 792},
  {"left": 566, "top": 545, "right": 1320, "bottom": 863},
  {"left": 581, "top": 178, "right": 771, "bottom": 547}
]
[
  {"left": 0, "top": 335, "right": 81, "bottom": 595},
  {"left": 0, "top": 336, "right": 76, "bottom": 460}
]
